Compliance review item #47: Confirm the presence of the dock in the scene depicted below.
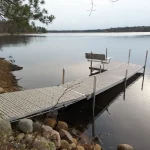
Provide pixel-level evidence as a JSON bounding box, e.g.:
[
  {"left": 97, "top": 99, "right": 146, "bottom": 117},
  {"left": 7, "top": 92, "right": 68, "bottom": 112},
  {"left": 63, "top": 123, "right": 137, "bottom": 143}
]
[{"left": 0, "top": 61, "right": 144, "bottom": 122}]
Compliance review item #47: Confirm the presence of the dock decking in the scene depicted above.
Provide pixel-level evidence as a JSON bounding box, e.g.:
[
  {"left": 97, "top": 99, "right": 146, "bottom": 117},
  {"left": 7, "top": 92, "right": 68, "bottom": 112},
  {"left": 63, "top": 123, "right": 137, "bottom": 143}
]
[{"left": 0, "top": 62, "right": 143, "bottom": 122}]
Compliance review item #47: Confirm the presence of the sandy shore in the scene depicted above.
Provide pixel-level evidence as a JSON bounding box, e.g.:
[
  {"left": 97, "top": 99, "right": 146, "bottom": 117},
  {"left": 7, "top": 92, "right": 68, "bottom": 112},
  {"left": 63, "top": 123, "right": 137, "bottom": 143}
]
[{"left": 0, "top": 58, "right": 23, "bottom": 92}]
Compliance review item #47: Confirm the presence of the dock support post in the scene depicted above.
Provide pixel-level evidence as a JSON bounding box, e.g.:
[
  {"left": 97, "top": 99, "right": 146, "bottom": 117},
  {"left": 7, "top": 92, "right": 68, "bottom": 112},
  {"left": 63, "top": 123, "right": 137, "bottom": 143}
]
[
  {"left": 62, "top": 68, "right": 65, "bottom": 84},
  {"left": 92, "top": 75, "right": 96, "bottom": 138},
  {"left": 106, "top": 48, "right": 108, "bottom": 59},
  {"left": 99, "top": 65, "right": 101, "bottom": 73},
  {"left": 128, "top": 49, "right": 131, "bottom": 64},
  {"left": 141, "top": 50, "right": 148, "bottom": 90},
  {"left": 90, "top": 51, "right": 93, "bottom": 75},
  {"left": 123, "top": 70, "right": 128, "bottom": 100}
]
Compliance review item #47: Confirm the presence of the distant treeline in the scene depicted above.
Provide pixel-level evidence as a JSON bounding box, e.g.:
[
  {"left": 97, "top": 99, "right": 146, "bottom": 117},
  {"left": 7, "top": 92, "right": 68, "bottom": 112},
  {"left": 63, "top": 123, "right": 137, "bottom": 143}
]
[
  {"left": 0, "top": 21, "right": 48, "bottom": 34},
  {"left": 48, "top": 26, "right": 150, "bottom": 33}
]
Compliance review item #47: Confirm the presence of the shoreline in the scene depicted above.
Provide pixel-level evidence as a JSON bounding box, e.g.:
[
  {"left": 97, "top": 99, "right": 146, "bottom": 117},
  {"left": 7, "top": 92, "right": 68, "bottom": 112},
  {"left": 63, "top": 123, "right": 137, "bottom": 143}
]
[{"left": 0, "top": 57, "right": 23, "bottom": 93}]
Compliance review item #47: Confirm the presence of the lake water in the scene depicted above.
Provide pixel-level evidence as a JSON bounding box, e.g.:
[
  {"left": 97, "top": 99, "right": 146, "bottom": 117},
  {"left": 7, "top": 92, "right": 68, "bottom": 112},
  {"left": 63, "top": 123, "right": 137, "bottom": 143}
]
[{"left": 0, "top": 33, "right": 150, "bottom": 149}]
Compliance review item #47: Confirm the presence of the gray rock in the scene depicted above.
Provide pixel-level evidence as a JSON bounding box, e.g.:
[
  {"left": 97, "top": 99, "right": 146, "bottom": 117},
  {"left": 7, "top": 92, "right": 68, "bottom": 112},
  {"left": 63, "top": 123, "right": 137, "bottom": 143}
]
[
  {"left": 0, "top": 87, "right": 4, "bottom": 94},
  {"left": 33, "top": 137, "right": 56, "bottom": 150},
  {"left": 117, "top": 144, "right": 133, "bottom": 150},
  {"left": 0, "top": 118, "right": 12, "bottom": 136},
  {"left": 33, "top": 121, "right": 42, "bottom": 132},
  {"left": 18, "top": 119, "right": 33, "bottom": 133},
  {"left": 50, "top": 130, "right": 61, "bottom": 149},
  {"left": 59, "top": 129, "right": 73, "bottom": 143}
]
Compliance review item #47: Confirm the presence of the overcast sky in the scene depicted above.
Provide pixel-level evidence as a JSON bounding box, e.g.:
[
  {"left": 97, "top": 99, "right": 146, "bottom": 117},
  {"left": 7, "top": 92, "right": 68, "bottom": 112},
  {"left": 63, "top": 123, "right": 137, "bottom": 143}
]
[{"left": 40, "top": 0, "right": 150, "bottom": 30}]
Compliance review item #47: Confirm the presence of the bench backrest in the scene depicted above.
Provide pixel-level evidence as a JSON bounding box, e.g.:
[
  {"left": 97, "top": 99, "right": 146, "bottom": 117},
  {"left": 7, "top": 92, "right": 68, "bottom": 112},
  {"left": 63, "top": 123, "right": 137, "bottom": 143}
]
[{"left": 85, "top": 53, "right": 105, "bottom": 60}]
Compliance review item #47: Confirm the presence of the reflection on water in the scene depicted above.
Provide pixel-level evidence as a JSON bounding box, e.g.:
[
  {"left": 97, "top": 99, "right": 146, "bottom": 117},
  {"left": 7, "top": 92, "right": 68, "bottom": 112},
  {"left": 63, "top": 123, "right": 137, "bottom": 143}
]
[{"left": 58, "top": 74, "right": 150, "bottom": 150}]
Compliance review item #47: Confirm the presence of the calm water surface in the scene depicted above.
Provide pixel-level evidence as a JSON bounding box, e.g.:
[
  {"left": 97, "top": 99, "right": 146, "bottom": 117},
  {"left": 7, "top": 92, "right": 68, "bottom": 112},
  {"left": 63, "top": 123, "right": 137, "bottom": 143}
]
[{"left": 0, "top": 33, "right": 150, "bottom": 149}]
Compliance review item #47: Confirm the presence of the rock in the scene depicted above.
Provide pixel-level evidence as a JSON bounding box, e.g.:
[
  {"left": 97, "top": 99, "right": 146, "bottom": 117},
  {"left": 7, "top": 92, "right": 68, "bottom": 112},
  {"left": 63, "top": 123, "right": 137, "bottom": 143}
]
[
  {"left": 117, "top": 144, "right": 133, "bottom": 150},
  {"left": 16, "top": 133, "right": 25, "bottom": 142},
  {"left": 18, "top": 119, "right": 33, "bottom": 133},
  {"left": 25, "top": 134, "right": 34, "bottom": 144},
  {"left": 8, "top": 136, "right": 15, "bottom": 142},
  {"left": 72, "top": 138, "right": 77, "bottom": 145},
  {"left": 59, "top": 129, "right": 73, "bottom": 144},
  {"left": 0, "top": 118, "right": 12, "bottom": 136},
  {"left": 0, "top": 87, "right": 4, "bottom": 93},
  {"left": 94, "top": 144, "right": 102, "bottom": 150},
  {"left": 43, "top": 130, "right": 51, "bottom": 139},
  {"left": 56, "top": 121, "right": 68, "bottom": 131},
  {"left": 44, "top": 118, "right": 57, "bottom": 129},
  {"left": 33, "top": 121, "right": 42, "bottom": 132},
  {"left": 41, "top": 125, "right": 53, "bottom": 133},
  {"left": 70, "top": 143, "right": 76, "bottom": 149},
  {"left": 33, "top": 137, "right": 56, "bottom": 150},
  {"left": 42, "top": 125, "right": 53, "bottom": 139},
  {"left": 75, "top": 146, "right": 85, "bottom": 150},
  {"left": 60, "top": 140, "right": 70, "bottom": 149},
  {"left": 50, "top": 130, "right": 61, "bottom": 149},
  {"left": 82, "top": 144, "right": 93, "bottom": 150}
]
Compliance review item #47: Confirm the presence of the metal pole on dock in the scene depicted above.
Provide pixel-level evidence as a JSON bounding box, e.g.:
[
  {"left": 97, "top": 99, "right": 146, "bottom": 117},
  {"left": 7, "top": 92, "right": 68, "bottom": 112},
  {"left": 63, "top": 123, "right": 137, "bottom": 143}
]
[
  {"left": 123, "top": 70, "right": 128, "bottom": 100},
  {"left": 106, "top": 48, "right": 108, "bottom": 59},
  {"left": 92, "top": 75, "right": 96, "bottom": 138},
  {"left": 62, "top": 68, "right": 65, "bottom": 84},
  {"left": 90, "top": 51, "right": 93, "bottom": 75},
  {"left": 128, "top": 49, "right": 131, "bottom": 64},
  {"left": 141, "top": 50, "right": 148, "bottom": 90}
]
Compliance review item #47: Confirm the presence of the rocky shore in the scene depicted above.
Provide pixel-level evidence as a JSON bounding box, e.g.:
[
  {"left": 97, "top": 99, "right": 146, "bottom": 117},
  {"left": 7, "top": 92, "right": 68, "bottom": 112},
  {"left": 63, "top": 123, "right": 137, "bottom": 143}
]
[
  {"left": 0, "top": 57, "right": 22, "bottom": 93},
  {"left": 0, "top": 116, "right": 133, "bottom": 150},
  {"left": 0, "top": 117, "right": 103, "bottom": 150}
]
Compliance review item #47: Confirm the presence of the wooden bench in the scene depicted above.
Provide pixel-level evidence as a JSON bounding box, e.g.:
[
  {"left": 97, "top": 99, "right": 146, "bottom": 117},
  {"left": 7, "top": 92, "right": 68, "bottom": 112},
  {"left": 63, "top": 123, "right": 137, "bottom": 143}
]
[{"left": 85, "top": 51, "right": 111, "bottom": 74}]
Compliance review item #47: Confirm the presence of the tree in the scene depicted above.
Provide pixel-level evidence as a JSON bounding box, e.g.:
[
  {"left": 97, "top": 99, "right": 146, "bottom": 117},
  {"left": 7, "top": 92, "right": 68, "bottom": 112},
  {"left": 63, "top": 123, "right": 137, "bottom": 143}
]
[{"left": 0, "top": 0, "right": 55, "bottom": 31}]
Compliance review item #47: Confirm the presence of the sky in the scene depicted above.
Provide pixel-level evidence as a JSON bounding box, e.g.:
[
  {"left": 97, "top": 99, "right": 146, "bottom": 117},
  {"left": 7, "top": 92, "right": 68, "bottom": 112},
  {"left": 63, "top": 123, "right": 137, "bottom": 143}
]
[{"left": 39, "top": 0, "right": 150, "bottom": 30}]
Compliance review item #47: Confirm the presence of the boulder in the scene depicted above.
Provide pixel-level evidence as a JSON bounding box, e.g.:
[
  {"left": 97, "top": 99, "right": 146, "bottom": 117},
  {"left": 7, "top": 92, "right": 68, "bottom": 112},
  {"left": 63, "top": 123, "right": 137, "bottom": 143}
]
[
  {"left": 0, "top": 118, "right": 12, "bottom": 136},
  {"left": 94, "top": 144, "right": 102, "bottom": 150},
  {"left": 59, "top": 129, "right": 73, "bottom": 143},
  {"left": 33, "top": 121, "right": 42, "bottom": 132},
  {"left": 44, "top": 118, "right": 57, "bottom": 129},
  {"left": 72, "top": 138, "right": 77, "bottom": 145},
  {"left": 117, "top": 144, "right": 133, "bottom": 150},
  {"left": 60, "top": 140, "right": 70, "bottom": 150},
  {"left": 41, "top": 125, "right": 53, "bottom": 133},
  {"left": 50, "top": 130, "right": 61, "bottom": 149},
  {"left": 75, "top": 146, "right": 85, "bottom": 150},
  {"left": 42, "top": 125, "right": 53, "bottom": 139},
  {"left": 33, "top": 137, "right": 56, "bottom": 150},
  {"left": 56, "top": 121, "right": 68, "bottom": 131},
  {"left": 18, "top": 119, "right": 33, "bottom": 133},
  {"left": 16, "top": 133, "right": 25, "bottom": 142},
  {"left": 0, "top": 87, "right": 4, "bottom": 94},
  {"left": 70, "top": 143, "right": 76, "bottom": 149}
]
